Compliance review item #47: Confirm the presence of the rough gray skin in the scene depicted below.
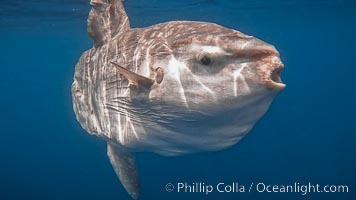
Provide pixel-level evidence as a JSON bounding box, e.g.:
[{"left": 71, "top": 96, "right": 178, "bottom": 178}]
[{"left": 71, "top": 0, "right": 285, "bottom": 199}]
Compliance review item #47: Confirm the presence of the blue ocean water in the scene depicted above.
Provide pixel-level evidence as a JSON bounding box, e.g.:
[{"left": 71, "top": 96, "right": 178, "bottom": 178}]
[{"left": 0, "top": 0, "right": 355, "bottom": 200}]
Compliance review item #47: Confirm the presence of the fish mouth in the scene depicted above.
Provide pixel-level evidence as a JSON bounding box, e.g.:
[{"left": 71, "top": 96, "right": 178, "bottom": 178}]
[{"left": 269, "top": 64, "right": 285, "bottom": 90}]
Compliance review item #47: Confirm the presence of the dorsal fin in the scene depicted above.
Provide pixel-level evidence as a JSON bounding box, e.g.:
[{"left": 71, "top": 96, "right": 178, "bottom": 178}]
[{"left": 88, "top": 0, "right": 130, "bottom": 47}]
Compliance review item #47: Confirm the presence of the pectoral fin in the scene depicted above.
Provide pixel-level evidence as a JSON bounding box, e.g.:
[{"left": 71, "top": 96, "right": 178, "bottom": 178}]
[
  {"left": 110, "top": 61, "right": 154, "bottom": 89},
  {"left": 107, "top": 143, "right": 140, "bottom": 200}
]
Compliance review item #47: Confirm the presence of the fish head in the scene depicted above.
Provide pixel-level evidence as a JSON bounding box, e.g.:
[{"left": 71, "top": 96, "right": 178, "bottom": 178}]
[{"left": 148, "top": 23, "right": 285, "bottom": 112}]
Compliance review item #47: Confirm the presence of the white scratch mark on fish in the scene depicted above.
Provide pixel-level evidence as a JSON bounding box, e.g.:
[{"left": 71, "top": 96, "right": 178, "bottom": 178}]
[
  {"left": 168, "top": 57, "right": 189, "bottom": 107},
  {"left": 233, "top": 63, "right": 250, "bottom": 97}
]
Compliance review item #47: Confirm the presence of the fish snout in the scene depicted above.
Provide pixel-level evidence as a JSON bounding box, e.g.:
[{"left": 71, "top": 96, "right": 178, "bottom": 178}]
[
  {"left": 234, "top": 38, "right": 286, "bottom": 91},
  {"left": 265, "top": 57, "right": 285, "bottom": 90},
  {"left": 250, "top": 39, "right": 285, "bottom": 90}
]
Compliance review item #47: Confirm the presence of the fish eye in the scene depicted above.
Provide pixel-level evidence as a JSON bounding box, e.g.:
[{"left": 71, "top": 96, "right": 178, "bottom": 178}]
[{"left": 199, "top": 55, "right": 212, "bottom": 66}]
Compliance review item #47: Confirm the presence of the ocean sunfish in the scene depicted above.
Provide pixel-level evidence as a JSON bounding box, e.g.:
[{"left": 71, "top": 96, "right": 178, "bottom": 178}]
[{"left": 71, "top": 0, "right": 285, "bottom": 199}]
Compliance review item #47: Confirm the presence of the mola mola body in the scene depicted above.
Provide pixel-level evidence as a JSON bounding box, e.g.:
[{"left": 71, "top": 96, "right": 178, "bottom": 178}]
[{"left": 71, "top": 0, "right": 285, "bottom": 199}]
